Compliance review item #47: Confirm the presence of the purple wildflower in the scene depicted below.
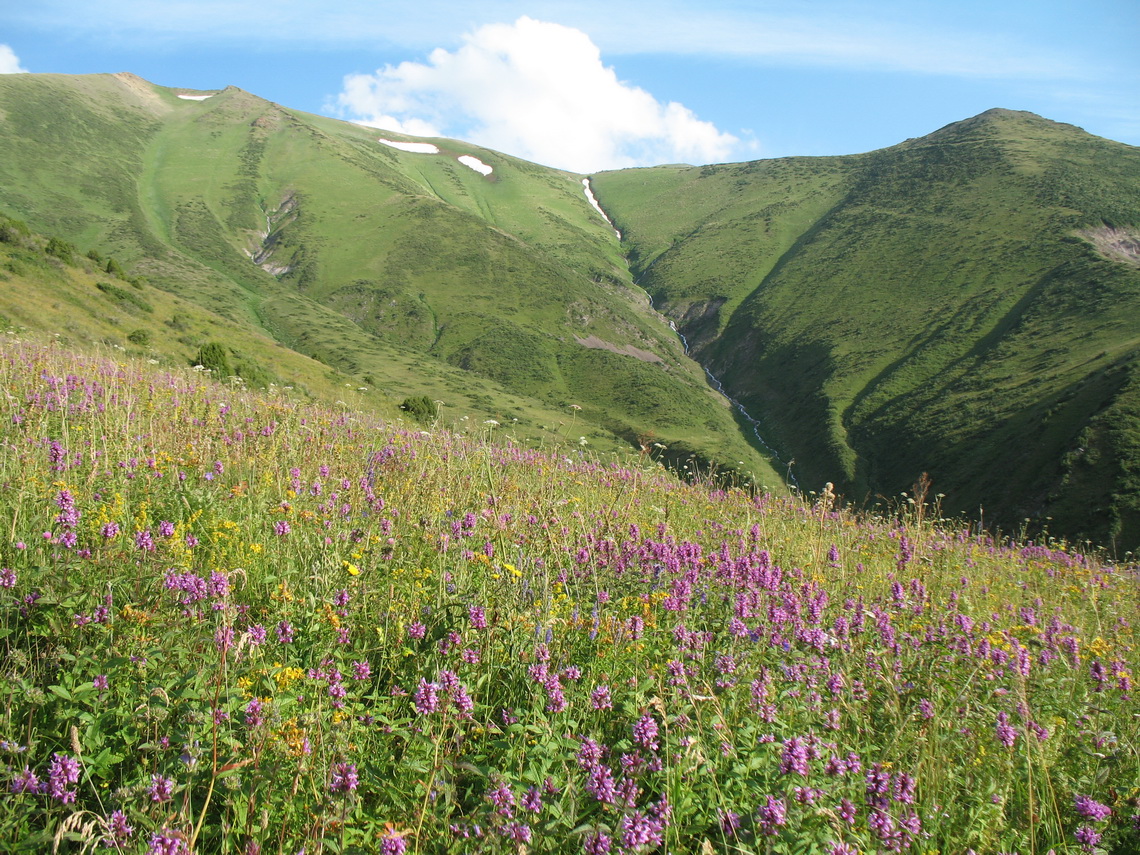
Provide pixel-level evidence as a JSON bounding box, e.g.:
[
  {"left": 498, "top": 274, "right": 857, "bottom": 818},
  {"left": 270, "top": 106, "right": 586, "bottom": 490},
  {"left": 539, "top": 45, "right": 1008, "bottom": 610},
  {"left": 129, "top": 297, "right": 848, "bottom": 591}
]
[
  {"left": 451, "top": 685, "right": 475, "bottom": 716},
  {"left": 48, "top": 752, "right": 81, "bottom": 803},
  {"left": 1075, "top": 825, "right": 1103, "bottom": 851},
  {"left": 469, "top": 605, "right": 487, "bottom": 629},
  {"left": 583, "top": 830, "right": 613, "bottom": 854},
  {"left": 146, "top": 830, "right": 188, "bottom": 855},
  {"left": 780, "top": 736, "right": 811, "bottom": 775},
  {"left": 522, "top": 785, "right": 543, "bottom": 813},
  {"left": 486, "top": 780, "right": 516, "bottom": 817},
  {"left": 329, "top": 762, "right": 359, "bottom": 795},
  {"left": 208, "top": 571, "right": 230, "bottom": 599},
  {"left": 244, "top": 698, "right": 264, "bottom": 727},
  {"left": 147, "top": 773, "right": 175, "bottom": 803},
  {"left": 352, "top": 660, "right": 372, "bottom": 680},
  {"left": 104, "top": 809, "right": 134, "bottom": 846},
  {"left": 413, "top": 679, "right": 440, "bottom": 714},
  {"left": 756, "top": 795, "right": 787, "bottom": 836},
  {"left": 995, "top": 711, "right": 1018, "bottom": 748},
  {"left": 135, "top": 529, "right": 156, "bottom": 552},
  {"left": 577, "top": 738, "right": 605, "bottom": 767},
  {"left": 502, "top": 822, "right": 532, "bottom": 843},
  {"left": 585, "top": 764, "right": 617, "bottom": 804},
  {"left": 619, "top": 809, "right": 665, "bottom": 851},
  {"left": 720, "top": 810, "right": 741, "bottom": 835},
  {"left": 214, "top": 625, "right": 234, "bottom": 652},
  {"left": 1075, "top": 794, "right": 1112, "bottom": 821},
  {"left": 11, "top": 766, "right": 42, "bottom": 794},
  {"left": 632, "top": 715, "right": 660, "bottom": 752}
]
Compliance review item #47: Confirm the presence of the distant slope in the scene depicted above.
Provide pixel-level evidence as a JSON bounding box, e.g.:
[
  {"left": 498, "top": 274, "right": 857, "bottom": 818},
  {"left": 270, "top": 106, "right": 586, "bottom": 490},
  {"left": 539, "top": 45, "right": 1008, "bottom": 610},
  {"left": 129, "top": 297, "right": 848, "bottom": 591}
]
[
  {"left": 594, "top": 110, "right": 1140, "bottom": 550},
  {"left": 0, "top": 72, "right": 783, "bottom": 488}
]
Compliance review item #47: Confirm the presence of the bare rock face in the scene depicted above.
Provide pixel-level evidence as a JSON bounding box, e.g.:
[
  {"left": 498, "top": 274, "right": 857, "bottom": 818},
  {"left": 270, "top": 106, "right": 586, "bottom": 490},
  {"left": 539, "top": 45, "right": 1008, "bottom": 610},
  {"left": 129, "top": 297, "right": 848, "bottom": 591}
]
[{"left": 1079, "top": 225, "right": 1140, "bottom": 267}]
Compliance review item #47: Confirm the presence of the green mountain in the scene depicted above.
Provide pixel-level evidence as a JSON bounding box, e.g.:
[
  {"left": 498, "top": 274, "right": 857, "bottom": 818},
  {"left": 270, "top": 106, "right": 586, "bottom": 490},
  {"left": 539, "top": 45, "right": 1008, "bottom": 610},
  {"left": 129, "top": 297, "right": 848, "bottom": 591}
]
[
  {"left": 592, "top": 109, "right": 1140, "bottom": 551},
  {"left": 2, "top": 73, "right": 1139, "bottom": 550},
  {"left": 0, "top": 72, "right": 779, "bottom": 487}
]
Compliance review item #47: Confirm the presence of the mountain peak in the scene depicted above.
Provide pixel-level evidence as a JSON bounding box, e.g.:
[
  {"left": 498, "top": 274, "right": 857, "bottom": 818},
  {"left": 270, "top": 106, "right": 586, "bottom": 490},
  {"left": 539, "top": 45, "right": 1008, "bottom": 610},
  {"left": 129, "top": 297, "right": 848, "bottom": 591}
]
[{"left": 917, "top": 108, "right": 1090, "bottom": 146}]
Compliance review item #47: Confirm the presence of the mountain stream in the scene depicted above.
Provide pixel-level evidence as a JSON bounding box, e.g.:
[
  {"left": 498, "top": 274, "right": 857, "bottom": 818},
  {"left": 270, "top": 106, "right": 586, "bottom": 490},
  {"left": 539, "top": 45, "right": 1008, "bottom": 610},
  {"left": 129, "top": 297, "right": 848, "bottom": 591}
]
[{"left": 582, "top": 179, "right": 798, "bottom": 489}]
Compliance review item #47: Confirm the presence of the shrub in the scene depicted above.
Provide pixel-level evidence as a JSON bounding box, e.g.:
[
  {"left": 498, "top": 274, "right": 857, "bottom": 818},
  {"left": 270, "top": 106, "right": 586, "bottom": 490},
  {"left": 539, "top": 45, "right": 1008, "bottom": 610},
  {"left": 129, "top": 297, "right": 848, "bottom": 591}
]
[
  {"left": 45, "top": 236, "right": 75, "bottom": 264},
  {"left": 95, "top": 281, "right": 153, "bottom": 313},
  {"left": 399, "top": 394, "right": 438, "bottom": 424},
  {"left": 195, "top": 341, "right": 233, "bottom": 376},
  {"left": 0, "top": 214, "right": 30, "bottom": 244}
]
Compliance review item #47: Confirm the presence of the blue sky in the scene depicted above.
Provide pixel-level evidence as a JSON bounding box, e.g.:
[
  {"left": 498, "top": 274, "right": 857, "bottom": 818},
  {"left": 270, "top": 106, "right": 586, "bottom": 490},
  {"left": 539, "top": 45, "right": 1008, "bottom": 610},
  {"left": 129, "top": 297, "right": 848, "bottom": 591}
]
[{"left": 1, "top": 1, "right": 1136, "bottom": 172}]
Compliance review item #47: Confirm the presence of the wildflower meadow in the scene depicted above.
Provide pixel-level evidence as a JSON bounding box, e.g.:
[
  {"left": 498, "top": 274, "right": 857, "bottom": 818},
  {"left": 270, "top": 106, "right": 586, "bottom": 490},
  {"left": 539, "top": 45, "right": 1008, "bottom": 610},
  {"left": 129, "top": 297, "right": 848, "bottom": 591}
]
[{"left": 0, "top": 335, "right": 1137, "bottom": 854}]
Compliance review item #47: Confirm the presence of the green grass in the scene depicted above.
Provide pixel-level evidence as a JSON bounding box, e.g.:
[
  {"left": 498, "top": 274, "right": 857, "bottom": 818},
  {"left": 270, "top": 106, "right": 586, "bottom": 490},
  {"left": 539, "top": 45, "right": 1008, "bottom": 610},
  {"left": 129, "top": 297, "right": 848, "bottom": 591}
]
[{"left": 0, "top": 334, "right": 1136, "bottom": 854}]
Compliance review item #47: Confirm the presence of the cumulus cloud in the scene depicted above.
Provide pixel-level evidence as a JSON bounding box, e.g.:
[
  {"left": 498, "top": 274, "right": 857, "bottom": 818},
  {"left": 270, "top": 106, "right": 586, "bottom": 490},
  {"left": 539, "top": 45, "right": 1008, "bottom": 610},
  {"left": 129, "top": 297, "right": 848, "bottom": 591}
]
[
  {"left": 335, "top": 16, "right": 739, "bottom": 173},
  {"left": 0, "top": 44, "right": 29, "bottom": 74}
]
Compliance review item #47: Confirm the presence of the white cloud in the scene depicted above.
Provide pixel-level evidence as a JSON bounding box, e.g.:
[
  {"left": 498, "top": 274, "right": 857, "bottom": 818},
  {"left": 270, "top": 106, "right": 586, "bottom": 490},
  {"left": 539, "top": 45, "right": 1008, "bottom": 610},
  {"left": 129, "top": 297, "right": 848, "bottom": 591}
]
[
  {"left": 0, "top": 44, "right": 28, "bottom": 74},
  {"left": 334, "top": 16, "right": 739, "bottom": 172}
]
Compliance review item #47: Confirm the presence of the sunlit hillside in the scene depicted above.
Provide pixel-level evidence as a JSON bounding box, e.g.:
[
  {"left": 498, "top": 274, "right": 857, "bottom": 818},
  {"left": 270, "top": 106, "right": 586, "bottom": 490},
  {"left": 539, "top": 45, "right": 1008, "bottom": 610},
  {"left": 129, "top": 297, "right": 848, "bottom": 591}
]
[{"left": 0, "top": 334, "right": 1136, "bottom": 853}]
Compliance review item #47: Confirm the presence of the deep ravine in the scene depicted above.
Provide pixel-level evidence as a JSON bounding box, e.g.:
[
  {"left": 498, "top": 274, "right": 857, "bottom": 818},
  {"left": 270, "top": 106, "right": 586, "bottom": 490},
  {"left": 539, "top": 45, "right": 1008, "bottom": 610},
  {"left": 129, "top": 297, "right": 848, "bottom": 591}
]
[{"left": 582, "top": 178, "right": 799, "bottom": 490}]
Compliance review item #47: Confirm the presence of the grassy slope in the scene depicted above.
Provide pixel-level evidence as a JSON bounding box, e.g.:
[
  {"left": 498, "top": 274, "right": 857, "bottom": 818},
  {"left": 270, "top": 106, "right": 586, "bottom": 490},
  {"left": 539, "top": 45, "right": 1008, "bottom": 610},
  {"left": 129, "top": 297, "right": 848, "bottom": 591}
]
[
  {"left": 0, "top": 211, "right": 747, "bottom": 469},
  {"left": 0, "top": 73, "right": 783, "bottom": 489},
  {"left": 0, "top": 335, "right": 1137, "bottom": 853},
  {"left": 593, "top": 110, "right": 1140, "bottom": 551}
]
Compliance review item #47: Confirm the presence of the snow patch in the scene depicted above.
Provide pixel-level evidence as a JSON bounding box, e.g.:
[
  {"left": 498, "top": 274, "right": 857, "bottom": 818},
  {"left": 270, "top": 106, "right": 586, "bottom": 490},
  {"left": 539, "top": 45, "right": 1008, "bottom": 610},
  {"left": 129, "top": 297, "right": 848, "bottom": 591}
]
[
  {"left": 582, "top": 178, "right": 620, "bottom": 240},
  {"left": 458, "top": 155, "right": 493, "bottom": 176},
  {"left": 177, "top": 94, "right": 215, "bottom": 101},
  {"left": 378, "top": 138, "right": 440, "bottom": 154}
]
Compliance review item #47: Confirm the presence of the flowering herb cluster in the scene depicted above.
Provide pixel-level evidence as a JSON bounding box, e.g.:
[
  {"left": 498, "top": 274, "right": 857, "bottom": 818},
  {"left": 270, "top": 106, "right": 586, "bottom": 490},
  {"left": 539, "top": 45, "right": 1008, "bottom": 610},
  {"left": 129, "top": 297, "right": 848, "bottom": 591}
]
[{"left": 0, "top": 336, "right": 1137, "bottom": 853}]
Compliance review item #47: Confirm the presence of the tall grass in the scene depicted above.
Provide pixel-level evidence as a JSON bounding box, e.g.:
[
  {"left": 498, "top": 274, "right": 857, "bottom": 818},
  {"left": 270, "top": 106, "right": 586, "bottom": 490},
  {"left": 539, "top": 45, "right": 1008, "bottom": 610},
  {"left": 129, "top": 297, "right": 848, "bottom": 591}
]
[{"left": 0, "top": 334, "right": 1136, "bottom": 854}]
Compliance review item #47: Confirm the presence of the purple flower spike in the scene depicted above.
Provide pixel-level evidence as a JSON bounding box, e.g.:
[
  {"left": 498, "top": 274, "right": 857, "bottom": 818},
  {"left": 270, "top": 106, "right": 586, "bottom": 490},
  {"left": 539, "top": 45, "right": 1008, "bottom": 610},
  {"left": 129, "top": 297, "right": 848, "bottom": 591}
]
[
  {"left": 633, "top": 715, "right": 660, "bottom": 752},
  {"left": 756, "top": 795, "right": 787, "bottom": 836},
  {"left": 147, "top": 773, "right": 175, "bottom": 803},
  {"left": 146, "top": 829, "right": 188, "bottom": 855},
  {"left": 330, "top": 762, "right": 359, "bottom": 795},
  {"left": 1075, "top": 794, "right": 1112, "bottom": 821},
  {"left": 48, "top": 752, "right": 81, "bottom": 803}
]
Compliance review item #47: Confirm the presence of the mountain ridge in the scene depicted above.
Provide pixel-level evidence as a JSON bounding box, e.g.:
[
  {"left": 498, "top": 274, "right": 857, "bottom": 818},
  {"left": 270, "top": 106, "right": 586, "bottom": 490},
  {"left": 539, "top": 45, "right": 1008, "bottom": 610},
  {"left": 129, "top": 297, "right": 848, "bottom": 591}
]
[
  {"left": 0, "top": 71, "right": 784, "bottom": 491},
  {"left": 592, "top": 106, "right": 1140, "bottom": 549},
  {"left": 3, "top": 72, "right": 1139, "bottom": 548}
]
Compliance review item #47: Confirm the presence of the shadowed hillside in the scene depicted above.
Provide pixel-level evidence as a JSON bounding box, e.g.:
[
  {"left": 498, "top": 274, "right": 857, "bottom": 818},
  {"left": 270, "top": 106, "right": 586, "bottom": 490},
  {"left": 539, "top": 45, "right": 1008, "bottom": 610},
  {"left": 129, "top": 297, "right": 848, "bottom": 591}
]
[{"left": 593, "top": 110, "right": 1140, "bottom": 551}]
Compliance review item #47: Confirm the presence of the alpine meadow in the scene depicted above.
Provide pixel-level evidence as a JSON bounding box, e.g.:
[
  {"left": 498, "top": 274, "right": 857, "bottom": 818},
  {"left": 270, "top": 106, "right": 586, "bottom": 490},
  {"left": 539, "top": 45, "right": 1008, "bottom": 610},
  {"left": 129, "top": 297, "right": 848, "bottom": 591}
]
[{"left": 0, "top": 72, "right": 1138, "bottom": 854}]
